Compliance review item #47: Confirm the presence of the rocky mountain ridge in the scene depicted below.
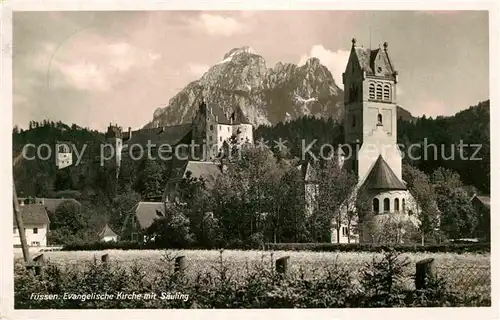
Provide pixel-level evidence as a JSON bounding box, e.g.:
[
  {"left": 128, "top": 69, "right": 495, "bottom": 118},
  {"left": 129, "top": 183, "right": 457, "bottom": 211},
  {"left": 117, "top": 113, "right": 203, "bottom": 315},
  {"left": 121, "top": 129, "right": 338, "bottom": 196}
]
[{"left": 144, "top": 46, "right": 412, "bottom": 129}]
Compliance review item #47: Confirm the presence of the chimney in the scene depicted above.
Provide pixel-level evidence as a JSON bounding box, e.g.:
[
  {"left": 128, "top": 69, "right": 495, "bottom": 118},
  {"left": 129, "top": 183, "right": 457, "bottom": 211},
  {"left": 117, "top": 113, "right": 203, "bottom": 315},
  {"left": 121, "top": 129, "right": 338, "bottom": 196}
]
[{"left": 128, "top": 127, "right": 132, "bottom": 140}]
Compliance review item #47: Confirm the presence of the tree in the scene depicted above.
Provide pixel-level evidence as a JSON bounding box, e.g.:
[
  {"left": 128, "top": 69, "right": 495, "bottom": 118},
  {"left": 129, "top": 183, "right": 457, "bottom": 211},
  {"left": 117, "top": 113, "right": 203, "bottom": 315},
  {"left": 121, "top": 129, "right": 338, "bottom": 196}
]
[
  {"left": 403, "top": 164, "right": 439, "bottom": 244},
  {"left": 315, "top": 159, "right": 357, "bottom": 243},
  {"left": 431, "top": 167, "right": 478, "bottom": 239},
  {"left": 134, "top": 159, "right": 164, "bottom": 199},
  {"left": 109, "top": 188, "right": 141, "bottom": 233},
  {"left": 146, "top": 205, "right": 194, "bottom": 248},
  {"left": 354, "top": 188, "right": 373, "bottom": 243}
]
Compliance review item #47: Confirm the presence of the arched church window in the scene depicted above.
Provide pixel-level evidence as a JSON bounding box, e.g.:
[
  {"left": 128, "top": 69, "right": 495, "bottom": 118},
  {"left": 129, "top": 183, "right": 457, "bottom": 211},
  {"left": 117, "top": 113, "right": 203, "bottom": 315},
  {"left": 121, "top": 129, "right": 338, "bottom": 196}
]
[
  {"left": 402, "top": 199, "right": 406, "bottom": 212},
  {"left": 376, "top": 83, "right": 383, "bottom": 100},
  {"left": 369, "top": 82, "right": 375, "bottom": 100},
  {"left": 383, "top": 84, "right": 391, "bottom": 101},
  {"left": 372, "top": 198, "right": 379, "bottom": 213},
  {"left": 383, "top": 198, "right": 390, "bottom": 212},
  {"left": 210, "top": 125, "right": 213, "bottom": 131},
  {"left": 352, "top": 115, "right": 356, "bottom": 127},
  {"left": 394, "top": 198, "right": 400, "bottom": 211},
  {"left": 377, "top": 113, "right": 383, "bottom": 125}
]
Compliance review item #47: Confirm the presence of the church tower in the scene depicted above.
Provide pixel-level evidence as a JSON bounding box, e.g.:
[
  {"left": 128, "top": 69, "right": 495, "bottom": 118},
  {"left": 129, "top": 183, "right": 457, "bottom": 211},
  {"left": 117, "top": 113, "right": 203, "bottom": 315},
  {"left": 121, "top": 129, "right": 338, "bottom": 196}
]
[
  {"left": 343, "top": 38, "right": 401, "bottom": 183},
  {"left": 340, "top": 38, "right": 419, "bottom": 243}
]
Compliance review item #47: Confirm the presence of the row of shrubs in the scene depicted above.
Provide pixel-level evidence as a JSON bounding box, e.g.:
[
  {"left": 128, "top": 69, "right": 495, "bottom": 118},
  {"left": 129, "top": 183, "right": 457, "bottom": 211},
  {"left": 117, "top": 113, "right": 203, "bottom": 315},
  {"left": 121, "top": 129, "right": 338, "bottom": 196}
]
[
  {"left": 15, "top": 250, "right": 490, "bottom": 308},
  {"left": 61, "top": 240, "right": 490, "bottom": 253},
  {"left": 265, "top": 242, "right": 490, "bottom": 253}
]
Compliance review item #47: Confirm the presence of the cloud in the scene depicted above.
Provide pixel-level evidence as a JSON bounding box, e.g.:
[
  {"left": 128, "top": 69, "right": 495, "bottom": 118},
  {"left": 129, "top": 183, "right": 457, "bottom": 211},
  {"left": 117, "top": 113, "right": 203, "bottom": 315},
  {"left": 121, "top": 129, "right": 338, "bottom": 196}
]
[
  {"left": 188, "top": 63, "right": 210, "bottom": 77},
  {"left": 299, "top": 45, "right": 350, "bottom": 88},
  {"left": 189, "top": 13, "right": 249, "bottom": 37},
  {"left": 46, "top": 37, "right": 162, "bottom": 92}
]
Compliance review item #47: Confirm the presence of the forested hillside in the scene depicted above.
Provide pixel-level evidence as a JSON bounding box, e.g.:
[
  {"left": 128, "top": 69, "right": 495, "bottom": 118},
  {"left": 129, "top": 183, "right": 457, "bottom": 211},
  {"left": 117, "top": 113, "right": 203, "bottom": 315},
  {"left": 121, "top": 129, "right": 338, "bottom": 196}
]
[{"left": 256, "top": 100, "right": 490, "bottom": 194}]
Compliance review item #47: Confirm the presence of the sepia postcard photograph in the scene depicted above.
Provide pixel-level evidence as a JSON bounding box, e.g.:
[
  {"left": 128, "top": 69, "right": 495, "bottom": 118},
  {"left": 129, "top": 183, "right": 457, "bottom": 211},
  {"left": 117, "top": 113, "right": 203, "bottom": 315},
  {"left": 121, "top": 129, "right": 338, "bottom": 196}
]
[{"left": 0, "top": 1, "right": 498, "bottom": 319}]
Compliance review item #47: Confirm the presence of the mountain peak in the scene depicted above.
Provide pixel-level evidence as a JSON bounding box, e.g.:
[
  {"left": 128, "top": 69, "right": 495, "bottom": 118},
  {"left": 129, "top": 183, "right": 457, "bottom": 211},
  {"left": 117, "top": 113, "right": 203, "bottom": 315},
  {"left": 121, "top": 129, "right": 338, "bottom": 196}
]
[
  {"left": 304, "top": 57, "right": 321, "bottom": 68},
  {"left": 222, "top": 46, "right": 258, "bottom": 60}
]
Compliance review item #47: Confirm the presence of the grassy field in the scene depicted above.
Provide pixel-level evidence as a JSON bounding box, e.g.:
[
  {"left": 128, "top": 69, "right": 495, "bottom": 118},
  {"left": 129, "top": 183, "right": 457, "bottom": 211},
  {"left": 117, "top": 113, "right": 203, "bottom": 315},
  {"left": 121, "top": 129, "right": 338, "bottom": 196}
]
[{"left": 14, "top": 249, "right": 490, "bottom": 290}]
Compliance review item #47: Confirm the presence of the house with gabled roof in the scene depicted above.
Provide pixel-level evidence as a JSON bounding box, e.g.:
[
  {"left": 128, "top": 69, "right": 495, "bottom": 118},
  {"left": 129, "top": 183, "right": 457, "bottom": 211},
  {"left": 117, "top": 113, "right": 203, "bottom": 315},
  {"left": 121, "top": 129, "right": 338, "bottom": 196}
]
[
  {"left": 121, "top": 202, "right": 167, "bottom": 242},
  {"left": 471, "top": 194, "right": 490, "bottom": 240},
  {"left": 163, "top": 160, "right": 223, "bottom": 203},
  {"left": 18, "top": 197, "right": 81, "bottom": 215},
  {"left": 13, "top": 203, "right": 50, "bottom": 247}
]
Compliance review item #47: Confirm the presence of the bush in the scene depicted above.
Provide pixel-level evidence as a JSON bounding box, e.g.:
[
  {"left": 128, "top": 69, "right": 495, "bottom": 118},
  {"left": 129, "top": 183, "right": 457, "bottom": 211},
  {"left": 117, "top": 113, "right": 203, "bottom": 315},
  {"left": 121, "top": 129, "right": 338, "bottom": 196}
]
[{"left": 62, "top": 240, "right": 490, "bottom": 253}]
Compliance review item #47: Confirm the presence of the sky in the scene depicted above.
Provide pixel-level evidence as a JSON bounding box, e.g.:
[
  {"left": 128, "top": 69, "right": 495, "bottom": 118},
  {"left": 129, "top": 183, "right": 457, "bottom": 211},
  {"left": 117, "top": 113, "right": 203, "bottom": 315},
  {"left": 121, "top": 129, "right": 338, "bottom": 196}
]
[{"left": 13, "top": 10, "right": 489, "bottom": 131}]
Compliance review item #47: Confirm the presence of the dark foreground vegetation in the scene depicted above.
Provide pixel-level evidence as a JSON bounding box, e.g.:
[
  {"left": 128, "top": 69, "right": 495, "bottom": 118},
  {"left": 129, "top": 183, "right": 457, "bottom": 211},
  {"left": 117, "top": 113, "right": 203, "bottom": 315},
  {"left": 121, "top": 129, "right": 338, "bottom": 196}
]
[{"left": 15, "top": 250, "right": 490, "bottom": 308}]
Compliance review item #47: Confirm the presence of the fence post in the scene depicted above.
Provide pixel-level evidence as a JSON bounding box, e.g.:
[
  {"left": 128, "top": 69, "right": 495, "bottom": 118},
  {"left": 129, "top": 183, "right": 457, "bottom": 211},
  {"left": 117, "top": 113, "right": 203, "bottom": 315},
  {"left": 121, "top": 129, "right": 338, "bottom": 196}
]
[
  {"left": 27, "top": 253, "right": 45, "bottom": 276},
  {"left": 33, "top": 253, "right": 45, "bottom": 264},
  {"left": 275, "top": 256, "right": 290, "bottom": 276},
  {"left": 415, "top": 258, "right": 435, "bottom": 290},
  {"left": 101, "top": 254, "right": 110, "bottom": 266},
  {"left": 174, "top": 256, "right": 186, "bottom": 273}
]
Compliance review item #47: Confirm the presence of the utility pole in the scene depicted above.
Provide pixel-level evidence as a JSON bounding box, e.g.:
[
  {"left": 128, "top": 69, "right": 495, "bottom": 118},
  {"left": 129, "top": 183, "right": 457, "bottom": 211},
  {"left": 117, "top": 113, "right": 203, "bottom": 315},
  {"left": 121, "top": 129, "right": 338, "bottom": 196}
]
[{"left": 13, "top": 153, "right": 30, "bottom": 265}]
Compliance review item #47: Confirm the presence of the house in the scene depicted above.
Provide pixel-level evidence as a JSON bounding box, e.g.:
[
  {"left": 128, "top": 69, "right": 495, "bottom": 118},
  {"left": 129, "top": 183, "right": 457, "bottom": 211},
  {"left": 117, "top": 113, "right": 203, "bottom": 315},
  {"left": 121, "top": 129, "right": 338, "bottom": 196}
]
[
  {"left": 471, "top": 194, "right": 490, "bottom": 240},
  {"left": 13, "top": 204, "right": 50, "bottom": 247},
  {"left": 122, "top": 161, "right": 224, "bottom": 243},
  {"left": 98, "top": 224, "right": 119, "bottom": 242},
  {"left": 18, "top": 197, "right": 81, "bottom": 215},
  {"left": 121, "top": 202, "right": 166, "bottom": 242},
  {"left": 163, "top": 160, "right": 223, "bottom": 203}
]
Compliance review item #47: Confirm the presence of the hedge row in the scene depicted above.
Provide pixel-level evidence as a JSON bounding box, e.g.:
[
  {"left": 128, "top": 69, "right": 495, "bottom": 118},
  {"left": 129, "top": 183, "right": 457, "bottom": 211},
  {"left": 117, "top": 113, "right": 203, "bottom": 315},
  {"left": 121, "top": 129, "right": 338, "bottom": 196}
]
[
  {"left": 264, "top": 242, "right": 490, "bottom": 253},
  {"left": 62, "top": 241, "right": 490, "bottom": 253}
]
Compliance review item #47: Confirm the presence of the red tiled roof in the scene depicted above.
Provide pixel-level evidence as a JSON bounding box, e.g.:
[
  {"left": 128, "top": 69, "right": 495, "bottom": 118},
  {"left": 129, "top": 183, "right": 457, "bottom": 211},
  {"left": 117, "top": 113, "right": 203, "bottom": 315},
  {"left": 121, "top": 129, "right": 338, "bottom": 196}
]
[{"left": 362, "top": 155, "right": 407, "bottom": 190}]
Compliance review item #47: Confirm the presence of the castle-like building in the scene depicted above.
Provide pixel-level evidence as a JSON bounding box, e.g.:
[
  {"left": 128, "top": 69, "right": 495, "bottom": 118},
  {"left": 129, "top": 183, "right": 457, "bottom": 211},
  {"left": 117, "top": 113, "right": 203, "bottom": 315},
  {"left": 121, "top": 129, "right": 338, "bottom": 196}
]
[{"left": 105, "top": 100, "right": 253, "bottom": 179}]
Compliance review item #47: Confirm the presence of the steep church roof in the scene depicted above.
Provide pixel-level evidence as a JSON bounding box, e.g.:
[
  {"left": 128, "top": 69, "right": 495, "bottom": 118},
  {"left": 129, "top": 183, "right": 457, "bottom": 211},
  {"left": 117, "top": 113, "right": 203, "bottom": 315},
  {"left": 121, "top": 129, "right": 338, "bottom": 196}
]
[
  {"left": 351, "top": 40, "right": 395, "bottom": 78},
  {"left": 362, "top": 155, "right": 406, "bottom": 190}
]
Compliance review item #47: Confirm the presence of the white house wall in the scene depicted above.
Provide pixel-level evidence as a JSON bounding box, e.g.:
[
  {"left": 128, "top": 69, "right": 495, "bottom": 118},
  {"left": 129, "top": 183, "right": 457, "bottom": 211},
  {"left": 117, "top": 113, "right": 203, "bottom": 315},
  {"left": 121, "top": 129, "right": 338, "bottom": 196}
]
[{"left": 13, "top": 224, "right": 48, "bottom": 247}]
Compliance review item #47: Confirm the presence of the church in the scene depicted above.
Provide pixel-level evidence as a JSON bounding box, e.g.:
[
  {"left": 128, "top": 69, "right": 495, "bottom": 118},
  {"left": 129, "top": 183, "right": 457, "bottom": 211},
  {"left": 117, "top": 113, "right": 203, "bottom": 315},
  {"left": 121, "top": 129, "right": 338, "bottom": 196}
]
[
  {"left": 116, "top": 38, "right": 419, "bottom": 244},
  {"left": 329, "top": 38, "right": 419, "bottom": 243}
]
